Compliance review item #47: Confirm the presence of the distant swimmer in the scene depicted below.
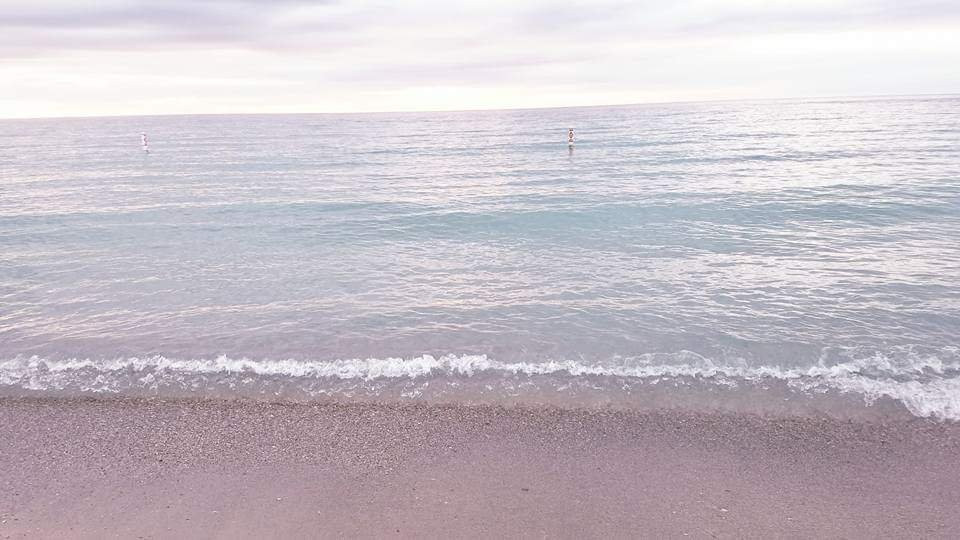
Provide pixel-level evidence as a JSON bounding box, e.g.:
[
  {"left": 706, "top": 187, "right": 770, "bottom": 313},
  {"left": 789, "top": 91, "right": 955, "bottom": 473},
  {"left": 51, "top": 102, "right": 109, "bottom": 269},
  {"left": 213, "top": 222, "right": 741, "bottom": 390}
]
[
  {"left": 568, "top": 128, "right": 574, "bottom": 147},
  {"left": 141, "top": 132, "right": 149, "bottom": 153}
]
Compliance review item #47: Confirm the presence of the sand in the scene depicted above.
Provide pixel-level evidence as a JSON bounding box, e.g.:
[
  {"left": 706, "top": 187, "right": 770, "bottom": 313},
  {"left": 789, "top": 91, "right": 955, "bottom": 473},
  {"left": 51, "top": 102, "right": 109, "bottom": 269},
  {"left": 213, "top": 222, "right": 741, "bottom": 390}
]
[{"left": 2, "top": 397, "right": 959, "bottom": 539}]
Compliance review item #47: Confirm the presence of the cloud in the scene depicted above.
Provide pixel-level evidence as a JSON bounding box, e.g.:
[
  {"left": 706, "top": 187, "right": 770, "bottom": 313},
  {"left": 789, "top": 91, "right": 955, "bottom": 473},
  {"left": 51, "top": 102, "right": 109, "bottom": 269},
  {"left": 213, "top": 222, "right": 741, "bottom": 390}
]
[
  {"left": 0, "top": 0, "right": 957, "bottom": 117},
  {"left": 2, "top": 0, "right": 959, "bottom": 54},
  {"left": 515, "top": 0, "right": 960, "bottom": 39},
  {"left": 0, "top": 0, "right": 351, "bottom": 52}
]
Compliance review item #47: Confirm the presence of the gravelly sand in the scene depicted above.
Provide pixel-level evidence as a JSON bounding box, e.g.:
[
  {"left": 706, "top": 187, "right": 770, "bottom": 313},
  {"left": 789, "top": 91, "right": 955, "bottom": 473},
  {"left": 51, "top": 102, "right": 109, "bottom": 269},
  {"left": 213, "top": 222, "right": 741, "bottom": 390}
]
[{"left": 1, "top": 398, "right": 959, "bottom": 539}]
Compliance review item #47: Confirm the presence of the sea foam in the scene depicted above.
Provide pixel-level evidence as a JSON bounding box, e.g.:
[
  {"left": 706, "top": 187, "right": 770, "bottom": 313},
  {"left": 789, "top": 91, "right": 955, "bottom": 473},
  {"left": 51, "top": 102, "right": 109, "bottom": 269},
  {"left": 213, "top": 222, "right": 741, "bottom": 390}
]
[{"left": 2, "top": 350, "right": 958, "bottom": 420}]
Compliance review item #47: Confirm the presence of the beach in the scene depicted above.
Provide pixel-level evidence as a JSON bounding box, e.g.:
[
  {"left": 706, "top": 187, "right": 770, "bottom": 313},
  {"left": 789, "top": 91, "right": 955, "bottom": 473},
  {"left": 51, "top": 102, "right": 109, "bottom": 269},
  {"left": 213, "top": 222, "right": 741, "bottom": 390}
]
[
  {"left": 1, "top": 0, "right": 959, "bottom": 534},
  {"left": 2, "top": 99, "right": 960, "bottom": 537},
  {"left": 3, "top": 398, "right": 959, "bottom": 539}
]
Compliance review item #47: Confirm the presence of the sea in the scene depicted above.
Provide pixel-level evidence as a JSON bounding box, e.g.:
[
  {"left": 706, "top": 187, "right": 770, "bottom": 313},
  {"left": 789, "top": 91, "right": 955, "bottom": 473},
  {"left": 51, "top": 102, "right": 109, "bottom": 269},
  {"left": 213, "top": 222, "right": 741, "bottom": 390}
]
[{"left": 1, "top": 96, "right": 958, "bottom": 420}]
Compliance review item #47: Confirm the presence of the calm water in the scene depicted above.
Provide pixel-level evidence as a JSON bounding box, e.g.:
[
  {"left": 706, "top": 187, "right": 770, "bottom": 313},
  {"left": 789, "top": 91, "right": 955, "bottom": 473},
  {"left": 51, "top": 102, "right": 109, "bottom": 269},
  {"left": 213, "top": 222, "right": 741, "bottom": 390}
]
[{"left": 1, "top": 97, "right": 959, "bottom": 419}]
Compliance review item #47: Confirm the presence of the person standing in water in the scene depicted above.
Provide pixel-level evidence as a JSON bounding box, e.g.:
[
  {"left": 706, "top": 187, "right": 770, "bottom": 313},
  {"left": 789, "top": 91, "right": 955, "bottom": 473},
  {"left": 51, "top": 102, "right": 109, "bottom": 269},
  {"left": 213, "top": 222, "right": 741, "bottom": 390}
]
[
  {"left": 141, "top": 132, "right": 149, "bottom": 153},
  {"left": 568, "top": 128, "right": 574, "bottom": 147}
]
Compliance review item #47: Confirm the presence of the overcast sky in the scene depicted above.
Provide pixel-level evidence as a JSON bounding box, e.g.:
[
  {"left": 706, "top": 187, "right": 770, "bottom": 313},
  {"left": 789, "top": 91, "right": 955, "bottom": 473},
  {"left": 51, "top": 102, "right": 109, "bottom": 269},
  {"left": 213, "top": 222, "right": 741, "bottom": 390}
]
[{"left": 1, "top": 0, "right": 958, "bottom": 118}]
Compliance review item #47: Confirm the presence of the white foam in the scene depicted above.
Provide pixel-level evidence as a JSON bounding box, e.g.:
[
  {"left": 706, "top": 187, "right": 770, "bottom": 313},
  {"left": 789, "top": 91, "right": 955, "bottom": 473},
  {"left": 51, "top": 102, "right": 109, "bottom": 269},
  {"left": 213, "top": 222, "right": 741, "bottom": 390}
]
[{"left": 1, "top": 349, "right": 958, "bottom": 420}]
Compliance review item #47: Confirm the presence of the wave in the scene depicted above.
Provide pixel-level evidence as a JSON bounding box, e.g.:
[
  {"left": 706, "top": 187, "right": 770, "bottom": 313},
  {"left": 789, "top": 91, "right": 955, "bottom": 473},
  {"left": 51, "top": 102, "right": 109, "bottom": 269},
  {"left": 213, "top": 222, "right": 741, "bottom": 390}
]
[{"left": 2, "top": 349, "right": 959, "bottom": 421}]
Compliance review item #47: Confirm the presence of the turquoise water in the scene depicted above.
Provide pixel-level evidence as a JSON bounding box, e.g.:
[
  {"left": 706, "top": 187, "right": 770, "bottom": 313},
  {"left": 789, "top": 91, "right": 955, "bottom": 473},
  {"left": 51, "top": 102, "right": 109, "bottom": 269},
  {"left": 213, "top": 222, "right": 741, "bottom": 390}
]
[{"left": 1, "top": 97, "right": 959, "bottom": 419}]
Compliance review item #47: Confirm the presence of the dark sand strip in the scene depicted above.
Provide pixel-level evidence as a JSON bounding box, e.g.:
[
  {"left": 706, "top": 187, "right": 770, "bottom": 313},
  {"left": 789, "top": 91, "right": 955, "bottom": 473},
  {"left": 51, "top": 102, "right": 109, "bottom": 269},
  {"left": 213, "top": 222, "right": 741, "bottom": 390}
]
[{"left": 2, "top": 398, "right": 959, "bottom": 539}]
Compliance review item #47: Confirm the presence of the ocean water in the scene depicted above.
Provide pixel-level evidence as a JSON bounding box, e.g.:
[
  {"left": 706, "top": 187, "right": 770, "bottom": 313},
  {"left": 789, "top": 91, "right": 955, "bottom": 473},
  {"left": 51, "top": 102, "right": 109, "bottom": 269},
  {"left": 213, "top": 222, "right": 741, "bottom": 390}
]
[{"left": 1, "top": 96, "right": 959, "bottom": 420}]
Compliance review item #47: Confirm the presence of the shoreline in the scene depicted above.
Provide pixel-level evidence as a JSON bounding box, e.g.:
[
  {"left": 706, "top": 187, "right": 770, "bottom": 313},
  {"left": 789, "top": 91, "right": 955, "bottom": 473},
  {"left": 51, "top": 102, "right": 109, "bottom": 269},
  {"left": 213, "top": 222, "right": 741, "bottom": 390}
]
[{"left": 3, "top": 397, "right": 960, "bottom": 538}]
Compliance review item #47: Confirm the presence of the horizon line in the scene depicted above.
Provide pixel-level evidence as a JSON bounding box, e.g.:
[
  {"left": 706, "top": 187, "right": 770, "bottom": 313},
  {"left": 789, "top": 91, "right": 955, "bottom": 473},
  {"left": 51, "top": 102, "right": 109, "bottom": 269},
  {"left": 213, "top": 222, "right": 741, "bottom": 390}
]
[{"left": 2, "top": 92, "right": 957, "bottom": 122}]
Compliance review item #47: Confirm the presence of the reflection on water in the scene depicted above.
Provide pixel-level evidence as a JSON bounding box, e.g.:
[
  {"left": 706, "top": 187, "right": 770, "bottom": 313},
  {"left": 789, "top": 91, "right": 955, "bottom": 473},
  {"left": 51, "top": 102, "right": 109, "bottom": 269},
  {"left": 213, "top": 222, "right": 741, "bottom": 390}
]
[{"left": 0, "top": 96, "right": 958, "bottom": 417}]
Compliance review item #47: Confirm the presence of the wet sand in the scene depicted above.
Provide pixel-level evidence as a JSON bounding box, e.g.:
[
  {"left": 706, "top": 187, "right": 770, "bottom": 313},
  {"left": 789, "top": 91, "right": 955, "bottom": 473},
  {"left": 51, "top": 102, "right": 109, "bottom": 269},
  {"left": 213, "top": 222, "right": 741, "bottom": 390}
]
[{"left": 2, "top": 398, "right": 959, "bottom": 539}]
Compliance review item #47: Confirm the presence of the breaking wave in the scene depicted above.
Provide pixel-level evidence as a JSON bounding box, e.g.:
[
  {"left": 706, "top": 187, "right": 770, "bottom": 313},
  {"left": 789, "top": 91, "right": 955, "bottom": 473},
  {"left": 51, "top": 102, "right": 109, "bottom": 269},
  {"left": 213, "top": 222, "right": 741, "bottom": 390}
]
[{"left": 1, "top": 349, "right": 959, "bottom": 421}]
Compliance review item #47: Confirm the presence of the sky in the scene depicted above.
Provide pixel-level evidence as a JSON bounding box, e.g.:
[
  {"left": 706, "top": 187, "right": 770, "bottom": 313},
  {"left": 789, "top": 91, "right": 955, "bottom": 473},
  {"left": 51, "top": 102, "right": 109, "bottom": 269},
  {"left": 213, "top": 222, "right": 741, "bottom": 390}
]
[{"left": 1, "top": 0, "right": 959, "bottom": 118}]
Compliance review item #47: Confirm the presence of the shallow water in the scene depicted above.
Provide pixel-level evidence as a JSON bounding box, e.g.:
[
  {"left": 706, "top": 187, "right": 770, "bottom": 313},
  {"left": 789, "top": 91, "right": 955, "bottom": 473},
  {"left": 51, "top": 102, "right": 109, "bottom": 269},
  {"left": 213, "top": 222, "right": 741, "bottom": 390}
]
[{"left": 1, "top": 96, "right": 959, "bottom": 419}]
